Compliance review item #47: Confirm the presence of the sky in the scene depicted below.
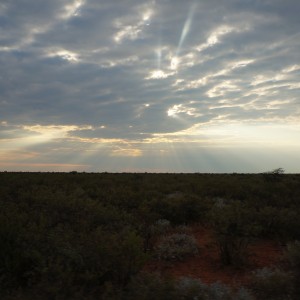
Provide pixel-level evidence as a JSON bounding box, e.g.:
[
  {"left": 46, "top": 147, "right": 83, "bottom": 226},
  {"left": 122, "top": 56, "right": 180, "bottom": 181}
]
[{"left": 0, "top": 0, "right": 300, "bottom": 173}]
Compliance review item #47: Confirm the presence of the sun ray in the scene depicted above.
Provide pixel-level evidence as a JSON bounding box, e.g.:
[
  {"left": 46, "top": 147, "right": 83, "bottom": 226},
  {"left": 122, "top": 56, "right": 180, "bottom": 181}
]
[
  {"left": 176, "top": 2, "right": 197, "bottom": 56},
  {"left": 156, "top": 47, "right": 162, "bottom": 69}
]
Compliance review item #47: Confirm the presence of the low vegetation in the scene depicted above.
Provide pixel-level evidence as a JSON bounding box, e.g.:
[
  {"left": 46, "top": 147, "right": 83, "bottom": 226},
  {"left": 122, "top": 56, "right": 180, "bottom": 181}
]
[{"left": 0, "top": 171, "right": 300, "bottom": 299}]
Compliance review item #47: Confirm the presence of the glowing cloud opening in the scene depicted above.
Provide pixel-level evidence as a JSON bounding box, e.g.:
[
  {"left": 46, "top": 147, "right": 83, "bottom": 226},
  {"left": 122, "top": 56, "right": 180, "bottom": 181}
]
[
  {"left": 170, "top": 56, "right": 180, "bottom": 70},
  {"left": 61, "top": 0, "right": 85, "bottom": 19},
  {"left": 146, "top": 69, "right": 174, "bottom": 79},
  {"left": 45, "top": 49, "right": 80, "bottom": 62}
]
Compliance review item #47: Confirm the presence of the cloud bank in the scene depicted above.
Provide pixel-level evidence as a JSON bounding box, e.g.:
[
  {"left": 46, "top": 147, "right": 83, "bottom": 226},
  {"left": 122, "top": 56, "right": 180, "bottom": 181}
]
[{"left": 1, "top": 0, "right": 300, "bottom": 172}]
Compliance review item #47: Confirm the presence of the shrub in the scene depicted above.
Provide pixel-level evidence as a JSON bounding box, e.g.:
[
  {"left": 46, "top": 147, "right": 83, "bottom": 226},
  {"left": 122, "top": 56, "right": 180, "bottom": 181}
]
[
  {"left": 155, "top": 233, "right": 198, "bottom": 261},
  {"left": 210, "top": 201, "right": 259, "bottom": 267},
  {"left": 286, "top": 241, "right": 300, "bottom": 297},
  {"left": 279, "top": 209, "right": 300, "bottom": 240},
  {"left": 250, "top": 267, "right": 294, "bottom": 300},
  {"left": 233, "top": 287, "right": 255, "bottom": 300},
  {"left": 176, "top": 277, "right": 210, "bottom": 299},
  {"left": 142, "top": 219, "right": 171, "bottom": 251},
  {"left": 177, "top": 277, "right": 253, "bottom": 300},
  {"left": 149, "top": 219, "right": 171, "bottom": 236},
  {"left": 208, "top": 281, "right": 232, "bottom": 300},
  {"left": 255, "top": 206, "right": 281, "bottom": 237},
  {"left": 125, "top": 273, "right": 178, "bottom": 300},
  {"left": 173, "top": 224, "right": 191, "bottom": 234},
  {"left": 148, "top": 195, "right": 210, "bottom": 225},
  {"left": 286, "top": 240, "right": 300, "bottom": 270},
  {"left": 126, "top": 275, "right": 254, "bottom": 300}
]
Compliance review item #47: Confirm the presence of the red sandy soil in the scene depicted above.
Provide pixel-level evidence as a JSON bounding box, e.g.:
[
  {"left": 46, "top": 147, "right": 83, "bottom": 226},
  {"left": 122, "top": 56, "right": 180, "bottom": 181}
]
[{"left": 144, "top": 225, "right": 284, "bottom": 287}]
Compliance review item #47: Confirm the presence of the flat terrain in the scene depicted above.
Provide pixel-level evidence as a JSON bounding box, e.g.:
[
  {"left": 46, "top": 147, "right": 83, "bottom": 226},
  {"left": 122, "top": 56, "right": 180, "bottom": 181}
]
[
  {"left": 145, "top": 225, "right": 284, "bottom": 286},
  {"left": 1, "top": 172, "right": 299, "bottom": 299}
]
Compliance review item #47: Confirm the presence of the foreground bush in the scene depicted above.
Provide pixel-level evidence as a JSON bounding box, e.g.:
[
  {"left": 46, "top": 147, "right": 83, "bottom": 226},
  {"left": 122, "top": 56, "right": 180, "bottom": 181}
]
[
  {"left": 0, "top": 198, "right": 147, "bottom": 299},
  {"left": 250, "top": 267, "right": 294, "bottom": 300},
  {"left": 286, "top": 240, "right": 300, "bottom": 297},
  {"left": 124, "top": 273, "right": 177, "bottom": 300},
  {"left": 286, "top": 241, "right": 300, "bottom": 271},
  {"left": 125, "top": 274, "right": 254, "bottom": 300},
  {"left": 177, "top": 277, "right": 233, "bottom": 300}
]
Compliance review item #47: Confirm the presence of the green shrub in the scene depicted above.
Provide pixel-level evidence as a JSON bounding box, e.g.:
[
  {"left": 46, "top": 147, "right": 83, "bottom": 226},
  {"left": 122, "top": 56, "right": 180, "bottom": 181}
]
[
  {"left": 255, "top": 206, "right": 281, "bottom": 237},
  {"left": 210, "top": 200, "right": 259, "bottom": 267},
  {"left": 148, "top": 195, "right": 210, "bottom": 225},
  {"left": 142, "top": 219, "right": 171, "bottom": 252}
]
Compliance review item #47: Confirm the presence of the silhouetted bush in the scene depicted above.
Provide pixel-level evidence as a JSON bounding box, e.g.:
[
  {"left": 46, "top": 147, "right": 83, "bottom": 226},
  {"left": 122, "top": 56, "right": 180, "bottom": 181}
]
[{"left": 262, "top": 167, "right": 285, "bottom": 182}]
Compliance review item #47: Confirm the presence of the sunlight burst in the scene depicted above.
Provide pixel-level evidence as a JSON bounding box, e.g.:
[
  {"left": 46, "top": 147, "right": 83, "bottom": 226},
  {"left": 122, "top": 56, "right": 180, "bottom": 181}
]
[{"left": 170, "top": 56, "right": 179, "bottom": 70}]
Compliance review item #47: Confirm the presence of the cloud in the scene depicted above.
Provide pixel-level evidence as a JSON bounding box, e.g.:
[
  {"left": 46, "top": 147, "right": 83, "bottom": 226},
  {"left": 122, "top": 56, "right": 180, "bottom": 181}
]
[
  {"left": 110, "top": 148, "right": 142, "bottom": 157},
  {"left": 113, "top": 4, "right": 154, "bottom": 43}
]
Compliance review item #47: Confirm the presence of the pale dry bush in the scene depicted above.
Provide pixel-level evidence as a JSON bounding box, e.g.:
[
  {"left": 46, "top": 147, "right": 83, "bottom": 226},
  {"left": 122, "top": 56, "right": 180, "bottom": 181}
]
[{"left": 155, "top": 233, "right": 198, "bottom": 261}]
